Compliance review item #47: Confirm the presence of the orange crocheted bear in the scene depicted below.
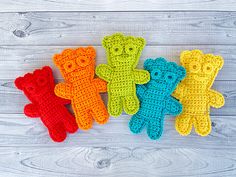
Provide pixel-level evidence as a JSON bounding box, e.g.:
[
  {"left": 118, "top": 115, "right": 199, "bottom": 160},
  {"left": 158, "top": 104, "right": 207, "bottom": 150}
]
[{"left": 53, "top": 47, "right": 109, "bottom": 130}]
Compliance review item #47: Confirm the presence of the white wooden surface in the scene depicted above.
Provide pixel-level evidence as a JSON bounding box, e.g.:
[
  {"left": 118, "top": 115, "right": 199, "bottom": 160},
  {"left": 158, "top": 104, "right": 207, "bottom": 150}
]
[{"left": 0, "top": 1, "right": 236, "bottom": 177}]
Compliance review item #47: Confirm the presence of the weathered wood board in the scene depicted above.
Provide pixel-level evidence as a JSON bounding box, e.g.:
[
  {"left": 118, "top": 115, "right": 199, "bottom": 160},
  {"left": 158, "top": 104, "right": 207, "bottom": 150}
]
[{"left": 0, "top": 1, "right": 236, "bottom": 176}]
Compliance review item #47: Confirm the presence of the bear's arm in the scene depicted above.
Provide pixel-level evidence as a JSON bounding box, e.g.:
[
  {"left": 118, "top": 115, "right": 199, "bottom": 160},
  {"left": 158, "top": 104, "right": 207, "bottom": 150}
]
[
  {"left": 208, "top": 89, "right": 225, "bottom": 108},
  {"left": 54, "top": 83, "right": 72, "bottom": 100},
  {"left": 172, "top": 83, "right": 184, "bottom": 101},
  {"left": 55, "top": 97, "right": 71, "bottom": 105},
  {"left": 24, "top": 103, "right": 40, "bottom": 118},
  {"left": 136, "top": 85, "right": 147, "bottom": 101},
  {"left": 92, "top": 78, "right": 107, "bottom": 93},
  {"left": 164, "top": 96, "right": 182, "bottom": 116},
  {"left": 96, "top": 64, "right": 113, "bottom": 82},
  {"left": 133, "top": 69, "right": 150, "bottom": 84}
]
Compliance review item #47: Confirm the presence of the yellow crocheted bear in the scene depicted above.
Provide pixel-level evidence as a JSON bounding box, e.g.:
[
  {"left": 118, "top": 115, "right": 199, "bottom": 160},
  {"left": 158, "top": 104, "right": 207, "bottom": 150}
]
[
  {"left": 96, "top": 33, "right": 150, "bottom": 117},
  {"left": 173, "top": 50, "right": 225, "bottom": 136}
]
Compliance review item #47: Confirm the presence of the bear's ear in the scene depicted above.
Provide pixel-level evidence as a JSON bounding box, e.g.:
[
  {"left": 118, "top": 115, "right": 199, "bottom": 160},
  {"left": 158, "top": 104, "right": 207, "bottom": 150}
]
[
  {"left": 180, "top": 50, "right": 191, "bottom": 64},
  {"left": 102, "top": 36, "right": 110, "bottom": 49},
  {"left": 53, "top": 53, "right": 63, "bottom": 67},
  {"left": 42, "top": 66, "right": 53, "bottom": 76},
  {"left": 144, "top": 58, "right": 154, "bottom": 70},
  {"left": 136, "top": 37, "right": 146, "bottom": 49},
  {"left": 42, "top": 66, "right": 55, "bottom": 87},
  {"left": 178, "top": 66, "right": 186, "bottom": 80},
  {"left": 156, "top": 57, "right": 167, "bottom": 65},
  {"left": 180, "top": 50, "right": 203, "bottom": 65},
  {"left": 215, "top": 55, "right": 224, "bottom": 70},
  {"left": 102, "top": 33, "right": 124, "bottom": 49},
  {"left": 86, "top": 46, "right": 96, "bottom": 59},
  {"left": 15, "top": 77, "right": 24, "bottom": 90}
]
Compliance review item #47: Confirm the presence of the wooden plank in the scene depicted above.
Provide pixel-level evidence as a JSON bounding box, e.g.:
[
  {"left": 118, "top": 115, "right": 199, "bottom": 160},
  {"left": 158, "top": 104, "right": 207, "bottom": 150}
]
[
  {"left": 0, "top": 12, "right": 236, "bottom": 45},
  {"left": 0, "top": 79, "right": 234, "bottom": 116},
  {"left": 0, "top": 147, "right": 235, "bottom": 177},
  {"left": 0, "top": 45, "right": 234, "bottom": 80},
  {"left": 0, "top": 0, "right": 236, "bottom": 12},
  {"left": 0, "top": 113, "right": 234, "bottom": 148}
]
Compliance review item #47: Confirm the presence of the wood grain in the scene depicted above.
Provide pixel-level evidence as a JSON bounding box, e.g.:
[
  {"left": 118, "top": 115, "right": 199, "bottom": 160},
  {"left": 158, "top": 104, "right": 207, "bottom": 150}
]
[
  {"left": 0, "top": 45, "right": 234, "bottom": 80},
  {"left": 0, "top": 0, "right": 236, "bottom": 12},
  {"left": 0, "top": 147, "right": 235, "bottom": 177},
  {"left": 0, "top": 2, "right": 235, "bottom": 176},
  {"left": 0, "top": 11, "right": 236, "bottom": 45}
]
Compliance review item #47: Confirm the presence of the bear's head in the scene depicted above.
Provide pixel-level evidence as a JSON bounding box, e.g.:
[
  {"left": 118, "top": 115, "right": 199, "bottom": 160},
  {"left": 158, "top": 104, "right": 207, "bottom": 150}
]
[
  {"left": 102, "top": 33, "right": 145, "bottom": 68},
  {"left": 53, "top": 47, "right": 96, "bottom": 83},
  {"left": 180, "top": 49, "right": 223, "bottom": 88},
  {"left": 144, "top": 57, "right": 186, "bottom": 95},
  {"left": 15, "top": 66, "right": 55, "bottom": 103}
]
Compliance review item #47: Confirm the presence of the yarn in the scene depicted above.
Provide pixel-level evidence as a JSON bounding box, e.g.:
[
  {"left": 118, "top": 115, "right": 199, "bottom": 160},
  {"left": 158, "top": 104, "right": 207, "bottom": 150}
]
[
  {"left": 15, "top": 66, "right": 78, "bottom": 142},
  {"left": 53, "top": 46, "right": 109, "bottom": 130},
  {"left": 173, "top": 50, "right": 225, "bottom": 136},
  {"left": 96, "top": 33, "right": 150, "bottom": 117},
  {"left": 129, "top": 58, "right": 186, "bottom": 140}
]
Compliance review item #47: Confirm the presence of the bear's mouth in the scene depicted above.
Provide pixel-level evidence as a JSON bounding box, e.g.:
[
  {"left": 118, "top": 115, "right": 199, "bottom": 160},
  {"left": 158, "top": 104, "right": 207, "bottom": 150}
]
[
  {"left": 66, "top": 68, "right": 89, "bottom": 80},
  {"left": 194, "top": 75, "right": 208, "bottom": 81},
  {"left": 148, "top": 80, "right": 168, "bottom": 91}
]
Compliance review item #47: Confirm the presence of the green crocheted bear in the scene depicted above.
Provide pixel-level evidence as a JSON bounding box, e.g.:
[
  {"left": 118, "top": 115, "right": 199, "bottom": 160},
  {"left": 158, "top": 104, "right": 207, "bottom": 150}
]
[{"left": 96, "top": 33, "right": 150, "bottom": 117}]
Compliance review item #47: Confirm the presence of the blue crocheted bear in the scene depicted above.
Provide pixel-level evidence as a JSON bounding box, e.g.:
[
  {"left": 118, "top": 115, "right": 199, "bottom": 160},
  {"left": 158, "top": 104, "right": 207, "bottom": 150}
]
[{"left": 129, "top": 57, "right": 186, "bottom": 140}]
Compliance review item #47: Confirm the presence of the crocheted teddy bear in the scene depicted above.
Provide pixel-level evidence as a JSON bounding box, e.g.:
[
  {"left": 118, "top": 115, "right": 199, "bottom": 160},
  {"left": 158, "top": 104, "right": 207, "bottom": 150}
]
[
  {"left": 96, "top": 33, "right": 150, "bottom": 117},
  {"left": 53, "top": 46, "right": 109, "bottom": 130},
  {"left": 129, "top": 58, "right": 186, "bottom": 140},
  {"left": 173, "top": 50, "right": 225, "bottom": 136},
  {"left": 15, "top": 66, "right": 78, "bottom": 142}
]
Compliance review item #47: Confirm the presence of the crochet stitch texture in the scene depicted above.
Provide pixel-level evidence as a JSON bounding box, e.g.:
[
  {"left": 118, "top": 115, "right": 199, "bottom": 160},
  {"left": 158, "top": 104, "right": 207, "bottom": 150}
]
[
  {"left": 15, "top": 66, "right": 78, "bottom": 142},
  {"left": 129, "top": 58, "right": 186, "bottom": 140},
  {"left": 53, "top": 46, "right": 109, "bottom": 130},
  {"left": 173, "top": 49, "right": 225, "bottom": 136},
  {"left": 96, "top": 33, "right": 150, "bottom": 117}
]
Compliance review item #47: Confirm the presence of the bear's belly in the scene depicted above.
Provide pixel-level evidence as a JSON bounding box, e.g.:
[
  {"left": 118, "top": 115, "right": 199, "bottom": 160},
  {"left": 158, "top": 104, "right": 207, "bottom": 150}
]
[
  {"left": 182, "top": 94, "right": 209, "bottom": 114},
  {"left": 138, "top": 96, "right": 165, "bottom": 117},
  {"left": 108, "top": 81, "right": 135, "bottom": 96}
]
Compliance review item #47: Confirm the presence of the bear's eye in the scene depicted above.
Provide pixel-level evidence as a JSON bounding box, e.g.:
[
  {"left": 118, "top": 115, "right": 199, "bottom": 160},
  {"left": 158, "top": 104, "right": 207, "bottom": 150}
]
[
  {"left": 64, "top": 60, "right": 77, "bottom": 72},
  {"left": 36, "top": 76, "right": 47, "bottom": 86},
  {"left": 76, "top": 56, "right": 91, "bottom": 67},
  {"left": 151, "top": 69, "right": 162, "bottom": 79},
  {"left": 111, "top": 44, "right": 123, "bottom": 55},
  {"left": 189, "top": 61, "right": 201, "bottom": 73},
  {"left": 164, "top": 72, "right": 177, "bottom": 83},
  {"left": 125, "top": 44, "right": 137, "bottom": 55},
  {"left": 26, "top": 84, "right": 35, "bottom": 93},
  {"left": 203, "top": 63, "right": 214, "bottom": 74}
]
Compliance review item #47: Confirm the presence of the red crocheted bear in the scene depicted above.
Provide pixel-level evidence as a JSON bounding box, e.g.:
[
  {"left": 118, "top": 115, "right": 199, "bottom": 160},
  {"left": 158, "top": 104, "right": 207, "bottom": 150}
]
[{"left": 15, "top": 66, "right": 78, "bottom": 142}]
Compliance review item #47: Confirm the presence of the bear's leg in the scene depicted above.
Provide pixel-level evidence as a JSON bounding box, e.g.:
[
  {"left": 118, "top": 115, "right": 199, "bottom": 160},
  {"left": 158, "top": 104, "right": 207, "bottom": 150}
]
[
  {"left": 63, "top": 111, "right": 78, "bottom": 133},
  {"left": 75, "top": 109, "right": 93, "bottom": 130},
  {"left": 123, "top": 95, "right": 139, "bottom": 115},
  {"left": 90, "top": 99, "right": 109, "bottom": 124},
  {"left": 48, "top": 123, "right": 66, "bottom": 142},
  {"left": 175, "top": 113, "right": 193, "bottom": 136},
  {"left": 129, "top": 114, "right": 146, "bottom": 134},
  {"left": 194, "top": 114, "right": 211, "bottom": 136},
  {"left": 108, "top": 95, "right": 122, "bottom": 117},
  {"left": 147, "top": 117, "right": 163, "bottom": 140}
]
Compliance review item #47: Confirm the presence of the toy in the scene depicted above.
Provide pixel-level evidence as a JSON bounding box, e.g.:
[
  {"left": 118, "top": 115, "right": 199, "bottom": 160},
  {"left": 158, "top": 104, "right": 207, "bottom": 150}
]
[
  {"left": 173, "top": 50, "right": 225, "bottom": 136},
  {"left": 15, "top": 66, "right": 78, "bottom": 142},
  {"left": 96, "top": 33, "right": 150, "bottom": 117},
  {"left": 53, "top": 46, "right": 109, "bottom": 130},
  {"left": 129, "top": 58, "right": 186, "bottom": 140}
]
